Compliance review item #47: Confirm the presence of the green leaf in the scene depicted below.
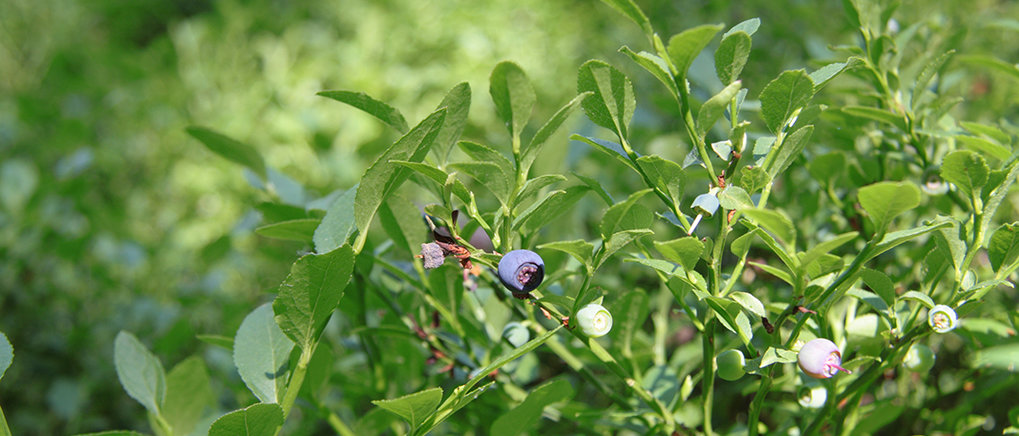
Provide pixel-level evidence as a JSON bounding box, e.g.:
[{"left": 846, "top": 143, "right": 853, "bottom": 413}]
[
  {"left": 73, "top": 431, "right": 148, "bottom": 436},
  {"left": 490, "top": 378, "right": 575, "bottom": 436},
  {"left": 724, "top": 18, "right": 760, "bottom": 37},
  {"left": 234, "top": 303, "right": 294, "bottom": 404},
  {"left": 960, "top": 121, "right": 1011, "bottom": 145},
  {"left": 599, "top": 229, "right": 654, "bottom": 270},
  {"left": 750, "top": 260, "right": 794, "bottom": 285},
  {"left": 873, "top": 218, "right": 953, "bottom": 258},
  {"left": 705, "top": 296, "right": 754, "bottom": 343},
  {"left": 186, "top": 127, "right": 267, "bottom": 178},
  {"left": 941, "top": 150, "right": 989, "bottom": 198},
  {"left": 730, "top": 229, "right": 758, "bottom": 257},
  {"left": 809, "top": 61, "right": 851, "bottom": 91},
  {"left": 598, "top": 0, "right": 653, "bottom": 37},
  {"left": 274, "top": 245, "right": 355, "bottom": 349},
  {"left": 717, "top": 186, "right": 753, "bottom": 211},
  {"left": 447, "top": 161, "right": 513, "bottom": 206},
  {"left": 798, "top": 231, "right": 859, "bottom": 270},
  {"left": 913, "top": 50, "right": 955, "bottom": 107},
  {"left": 899, "top": 291, "right": 935, "bottom": 309},
  {"left": 516, "top": 175, "right": 567, "bottom": 205},
  {"left": 841, "top": 106, "right": 906, "bottom": 131},
  {"left": 980, "top": 159, "right": 1019, "bottom": 235},
  {"left": 522, "top": 92, "right": 590, "bottom": 171},
  {"left": 741, "top": 208, "right": 795, "bottom": 247},
  {"left": 697, "top": 81, "right": 742, "bottom": 137},
  {"left": 667, "top": 24, "right": 724, "bottom": 84},
  {"left": 197, "top": 334, "right": 233, "bottom": 351},
  {"left": 490, "top": 61, "right": 535, "bottom": 139},
  {"left": 768, "top": 125, "right": 814, "bottom": 178},
  {"left": 759, "top": 70, "right": 815, "bottom": 133},
  {"left": 514, "top": 186, "right": 590, "bottom": 233},
  {"left": 600, "top": 189, "right": 654, "bottom": 238},
  {"left": 759, "top": 347, "right": 798, "bottom": 368},
  {"left": 391, "top": 161, "right": 471, "bottom": 204},
  {"left": 620, "top": 47, "right": 679, "bottom": 97},
  {"left": 355, "top": 108, "right": 447, "bottom": 250},
  {"left": 635, "top": 155, "right": 686, "bottom": 206},
  {"left": 714, "top": 31, "right": 752, "bottom": 85},
  {"left": 163, "top": 357, "right": 213, "bottom": 436},
  {"left": 956, "top": 135, "right": 1011, "bottom": 161},
  {"left": 736, "top": 165, "right": 771, "bottom": 194},
  {"left": 858, "top": 181, "right": 921, "bottom": 233},
  {"left": 654, "top": 237, "right": 704, "bottom": 271},
  {"left": 432, "top": 82, "right": 472, "bottom": 162},
  {"left": 807, "top": 152, "right": 846, "bottom": 185},
  {"left": 0, "top": 331, "right": 10, "bottom": 382},
  {"left": 570, "top": 134, "right": 638, "bottom": 172},
  {"left": 730, "top": 291, "right": 766, "bottom": 318},
  {"left": 578, "top": 60, "right": 636, "bottom": 138},
  {"left": 208, "top": 403, "right": 284, "bottom": 436},
  {"left": 537, "top": 240, "right": 594, "bottom": 271},
  {"left": 317, "top": 90, "right": 408, "bottom": 133},
  {"left": 860, "top": 268, "right": 895, "bottom": 307},
  {"left": 989, "top": 223, "right": 1019, "bottom": 272},
  {"left": 114, "top": 331, "right": 166, "bottom": 416},
  {"left": 313, "top": 188, "right": 357, "bottom": 254},
  {"left": 254, "top": 218, "right": 321, "bottom": 243},
  {"left": 374, "top": 387, "right": 443, "bottom": 431}
]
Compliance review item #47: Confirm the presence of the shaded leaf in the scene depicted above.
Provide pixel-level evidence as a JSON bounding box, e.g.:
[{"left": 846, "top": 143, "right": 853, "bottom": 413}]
[
  {"left": 598, "top": 0, "right": 653, "bottom": 37},
  {"left": 858, "top": 181, "right": 921, "bottom": 232},
  {"left": 667, "top": 24, "right": 724, "bottom": 84},
  {"left": 114, "top": 331, "right": 165, "bottom": 416},
  {"left": 537, "top": 240, "right": 594, "bottom": 271},
  {"left": 433, "top": 82, "right": 472, "bottom": 162},
  {"left": 620, "top": 47, "right": 678, "bottom": 97},
  {"left": 515, "top": 186, "right": 590, "bottom": 233},
  {"left": 636, "top": 155, "right": 685, "bottom": 206},
  {"left": 654, "top": 237, "right": 704, "bottom": 271},
  {"left": 490, "top": 379, "right": 574, "bottom": 436},
  {"left": 208, "top": 403, "right": 284, "bottom": 436},
  {"left": 273, "top": 245, "right": 355, "bottom": 349},
  {"left": 523, "top": 92, "right": 591, "bottom": 170},
  {"left": 600, "top": 189, "right": 654, "bottom": 238},
  {"left": 234, "top": 304, "right": 294, "bottom": 404},
  {"left": 768, "top": 125, "right": 814, "bottom": 178},
  {"left": 374, "top": 387, "right": 443, "bottom": 431},
  {"left": 741, "top": 208, "right": 795, "bottom": 247},
  {"left": 254, "top": 218, "right": 320, "bottom": 244},
  {"left": 571, "top": 134, "right": 638, "bottom": 171},
  {"left": 715, "top": 32, "right": 752, "bottom": 85},
  {"left": 0, "top": 331, "right": 10, "bottom": 382},
  {"left": 989, "top": 223, "right": 1019, "bottom": 272},
  {"left": 317, "top": 90, "right": 409, "bottom": 133},
  {"left": 759, "top": 70, "right": 815, "bottom": 133},
  {"left": 186, "top": 127, "right": 267, "bottom": 178},
  {"left": 697, "top": 81, "right": 743, "bottom": 137},
  {"left": 313, "top": 188, "right": 357, "bottom": 254},
  {"left": 730, "top": 291, "right": 766, "bottom": 317},
  {"left": 578, "top": 60, "right": 636, "bottom": 138},
  {"left": 490, "top": 62, "right": 535, "bottom": 139},
  {"left": 163, "top": 357, "right": 213, "bottom": 436}
]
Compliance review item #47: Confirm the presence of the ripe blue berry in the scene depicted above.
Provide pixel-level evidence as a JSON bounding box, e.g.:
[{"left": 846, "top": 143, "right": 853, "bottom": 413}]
[
  {"left": 798, "top": 338, "right": 850, "bottom": 379},
  {"left": 497, "top": 249, "right": 544, "bottom": 294}
]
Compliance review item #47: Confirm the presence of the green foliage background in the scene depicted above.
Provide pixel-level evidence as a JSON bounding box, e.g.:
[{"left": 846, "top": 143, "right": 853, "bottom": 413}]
[{"left": 1, "top": 0, "right": 1018, "bottom": 434}]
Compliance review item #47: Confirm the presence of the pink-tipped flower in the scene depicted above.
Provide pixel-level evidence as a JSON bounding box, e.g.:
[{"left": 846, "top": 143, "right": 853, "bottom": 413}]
[{"left": 798, "top": 338, "right": 850, "bottom": 379}]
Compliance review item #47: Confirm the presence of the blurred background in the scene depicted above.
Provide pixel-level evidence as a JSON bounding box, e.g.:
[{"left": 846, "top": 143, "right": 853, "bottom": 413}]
[{"left": 1, "top": 0, "right": 1017, "bottom": 433}]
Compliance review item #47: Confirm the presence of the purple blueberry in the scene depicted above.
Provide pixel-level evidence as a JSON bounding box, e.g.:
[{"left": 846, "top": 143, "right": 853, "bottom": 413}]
[
  {"left": 497, "top": 249, "right": 544, "bottom": 294},
  {"left": 798, "top": 338, "right": 850, "bottom": 379}
]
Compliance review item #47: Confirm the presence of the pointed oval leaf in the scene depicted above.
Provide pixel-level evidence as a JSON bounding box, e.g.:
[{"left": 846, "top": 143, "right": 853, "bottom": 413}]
[
  {"left": 114, "top": 331, "right": 166, "bottom": 415},
  {"left": 636, "top": 155, "right": 686, "bottom": 206},
  {"left": 730, "top": 291, "right": 766, "bottom": 318},
  {"left": 718, "top": 186, "right": 754, "bottom": 210},
  {"left": 186, "top": 127, "right": 267, "bottom": 178},
  {"left": 433, "top": 82, "right": 472, "bottom": 162},
  {"left": 491, "top": 378, "right": 575, "bottom": 436},
  {"left": 715, "top": 32, "right": 751, "bottom": 85},
  {"left": 667, "top": 24, "right": 724, "bottom": 83},
  {"left": 522, "top": 92, "right": 591, "bottom": 171},
  {"left": 234, "top": 303, "right": 294, "bottom": 403},
  {"left": 571, "top": 134, "right": 638, "bottom": 172},
  {"left": 373, "top": 387, "right": 444, "bottom": 430},
  {"left": 858, "top": 181, "right": 922, "bottom": 232},
  {"left": 620, "top": 47, "right": 679, "bottom": 97},
  {"left": 537, "top": 239, "right": 595, "bottom": 270},
  {"left": 654, "top": 237, "right": 704, "bottom": 271},
  {"left": 317, "top": 90, "right": 408, "bottom": 133},
  {"left": 578, "top": 60, "right": 636, "bottom": 138},
  {"left": 274, "top": 245, "right": 355, "bottom": 349},
  {"left": 989, "top": 223, "right": 1019, "bottom": 272},
  {"left": 724, "top": 18, "right": 761, "bottom": 38},
  {"left": 0, "top": 331, "right": 10, "bottom": 382},
  {"left": 208, "top": 403, "right": 284, "bottom": 436},
  {"left": 759, "top": 70, "right": 815, "bottom": 133},
  {"left": 940, "top": 150, "right": 989, "bottom": 197},
  {"left": 514, "top": 186, "right": 590, "bottom": 233},
  {"left": 741, "top": 208, "right": 795, "bottom": 247},
  {"left": 598, "top": 0, "right": 652, "bottom": 37},
  {"left": 490, "top": 61, "right": 535, "bottom": 139},
  {"left": 254, "top": 218, "right": 321, "bottom": 243},
  {"left": 163, "top": 357, "right": 214, "bottom": 436},
  {"left": 313, "top": 188, "right": 357, "bottom": 254},
  {"left": 697, "top": 81, "right": 743, "bottom": 136},
  {"left": 809, "top": 61, "right": 850, "bottom": 91},
  {"left": 600, "top": 189, "right": 654, "bottom": 238},
  {"left": 355, "top": 108, "right": 447, "bottom": 249}
]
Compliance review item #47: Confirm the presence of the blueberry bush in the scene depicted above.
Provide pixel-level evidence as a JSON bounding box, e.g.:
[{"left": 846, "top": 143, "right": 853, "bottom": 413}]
[{"left": 3, "top": 0, "right": 1019, "bottom": 435}]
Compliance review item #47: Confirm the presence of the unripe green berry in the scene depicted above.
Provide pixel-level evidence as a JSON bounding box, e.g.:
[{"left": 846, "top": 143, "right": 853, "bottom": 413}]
[
  {"left": 797, "top": 385, "right": 827, "bottom": 409},
  {"left": 716, "top": 349, "right": 746, "bottom": 381},
  {"left": 903, "top": 343, "right": 935, "bottom": 373},
  {"left": 575, "top": 303, "right": 613, "bottom": 338},
  {"left": 927, "top": 304, "right": 958, "bottom": 333}
]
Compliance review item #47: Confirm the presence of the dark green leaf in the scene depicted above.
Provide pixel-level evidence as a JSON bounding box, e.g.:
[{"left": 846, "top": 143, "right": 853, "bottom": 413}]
[
  {"left": 860, "top": 268, "right": 895, "bottom": 307},
  {"left": 186, "top": 127, "right": 267, "bottom": 178},
  {"left": 490, "top": 378, "right": 574, "bottom": 436},
  {"left": 163, "top": 357, "right": 213, "bottom": 436},
  {"left": 457, "top": 141, "right": 515, "bottom": 184},
  {"left": 208, "top": 403, "right": 284, "bottom": 436},
  {"left": 578, "top": 60, "right": 636, "bottom": 138},
  {"left": 714, "top": 32, "right": 751, "bottom": 85},
  {"left": 697, "top": 81, "right": 742, "bottom": 137},
  {"left": 114, "top": 331, "right": 165, "bottom": 416},
  {"left": 254, "top": 218, "right": 321, "bottom": 244},
  {"left": 517, "top": 175, "right": 567, "bottom": 205},
  {"left": 759, "top": 70, "right": 815, "bottom": 133},
  {"left": 373, "top": 387, "right": 443, "bottom": 431},
  {"left": 654, "top": 237, "right": 704, "bottom": 271},
  {"left": 768, "top": 125, "right": 814, "bottom": 178},
  {"left": 448, "top": 162, "right": 513, "bottom": 206},
  {"left": 234, "top": 303, "right": 294, "bottom": 404},
  {"left": 274, "top": 245, "right": 355, "bottom": 349},
  {"left": 317, "top": 90, "right": 408, "bottom": 133},
  {"left": 391, "top": 161, "right": 471, "bottom": 204},
  {"left": 516, "top": 186, "right": 590, "bottom": 233},
  {"left": 667, "top": 24, "right": 724, "bottom": 84},
  {"left": 635, "top": 155, "right": 685, "bottom": 206},
  {"left": 537, "top": 240, "right": 594, "bottom": 270},
  {"left": 599, "top": 229, "right": 654, "bottom": 270},
  {"left": 355, "top": 109, "right": 446, "bottom": 249},
  {"left": 313, "top": 188, "right": 357, "bottom": 254},
  {"left": 873, "top": 218, "right": 953, "bottom": 258},
  {"left": 433, "top": 82, "right": 472, "bottom": 162},
  {"left": 858, "top": 181, "right": 921, "bottom": 233},
  {"left": 798, "top": 231, "right": 859, "bottom": 269},
  {"left": 490, "top": 61, "right": 535, "bottom": 139},
  {"left": 807, "top": 152, "right": 846, "bottom": 185},
  {"left": 989, "top": 223, "right": 1019, "bottom": 272},
  {"left": 809, "top": 61, "right": 851, "bottom": 91},
  {"left": 0, "top": 331, "right": 10, "bottom": 382},
  {"left": 600, "top": 189, "right": 654, "bottom": 238}
]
